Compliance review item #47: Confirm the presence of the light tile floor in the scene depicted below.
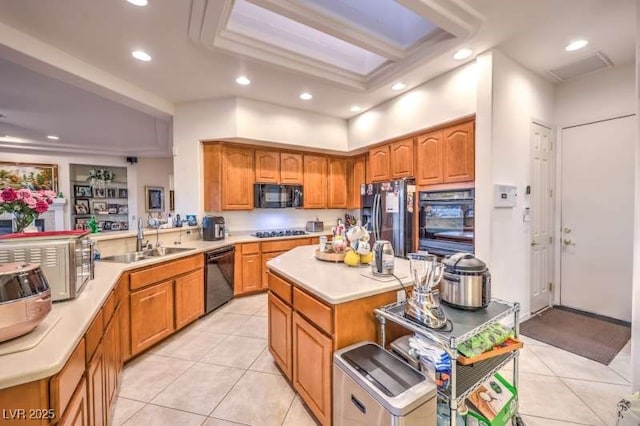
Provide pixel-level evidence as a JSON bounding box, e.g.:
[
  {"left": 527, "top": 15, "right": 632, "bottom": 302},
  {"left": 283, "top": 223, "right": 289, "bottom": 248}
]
[{"left": 112, "top": 294, "right": 632, "bottom": 426}]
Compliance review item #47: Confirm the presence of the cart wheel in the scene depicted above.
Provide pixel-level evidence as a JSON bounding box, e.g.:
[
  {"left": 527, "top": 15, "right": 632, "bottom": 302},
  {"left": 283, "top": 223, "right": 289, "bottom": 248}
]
[{"left": 513, "top": 414, "right": 525, "bottom": 426}]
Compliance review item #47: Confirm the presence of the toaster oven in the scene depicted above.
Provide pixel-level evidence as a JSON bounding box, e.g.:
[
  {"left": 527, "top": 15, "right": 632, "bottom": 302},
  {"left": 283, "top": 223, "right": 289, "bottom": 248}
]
[{"left": 0, "top": 231, "right": 95, "bottom": 302}]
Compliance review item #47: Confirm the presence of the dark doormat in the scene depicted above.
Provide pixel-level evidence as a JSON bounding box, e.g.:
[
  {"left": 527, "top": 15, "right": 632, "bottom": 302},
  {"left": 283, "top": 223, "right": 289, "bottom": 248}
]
[{"left": 520, "top": 306, "right": 631, "bottom": 365}]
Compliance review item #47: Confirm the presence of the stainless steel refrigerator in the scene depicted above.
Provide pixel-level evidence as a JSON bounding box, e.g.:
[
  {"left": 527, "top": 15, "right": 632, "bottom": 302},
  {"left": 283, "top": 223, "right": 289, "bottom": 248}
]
[{"left": 361, "top": 178, "right": 415, "bottom": 258}]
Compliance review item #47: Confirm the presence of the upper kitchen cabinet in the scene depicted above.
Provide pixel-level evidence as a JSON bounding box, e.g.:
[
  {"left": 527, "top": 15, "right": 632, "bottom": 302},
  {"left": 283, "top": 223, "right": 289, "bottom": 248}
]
[
  {"left": 369, "top": 145, "right": 391, "bottom": 182},
  {"left": 443, "top": 120, "right": 475, "bottom": 183},
  {"left": 389, "top": 138, "right": 414, "bottom": 179},
  {"left": 203, "top": 143, "right": 255, "bottom": 211},
  {"left": 255, "top": 150, "right": 280, "bottom": 184},
  {"left": 347, "top": 155, "right": 366, "bottom": 209},
  {"left": 303, "top": 155, "right": 327, "bottom": 209},
  {"left": 416, "top": 131, "right": 444, "bottom": 186},
  {"left": 280, "top": 153, "right": 304, "bottom": 185},
  {"left": 327, "top": 157, "right": 348, "bottom": 209}
]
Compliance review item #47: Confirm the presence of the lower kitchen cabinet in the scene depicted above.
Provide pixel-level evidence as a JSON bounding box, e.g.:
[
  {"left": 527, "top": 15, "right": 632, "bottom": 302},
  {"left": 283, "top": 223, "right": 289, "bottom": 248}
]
[
  {"left": 130, "top": 280, "right": 175, "bottom": 355},
  {"left": 268, "top": 293, "right": 292, "bottom": 380},
  {"left": 87, "top": 345, "right": 105, "bottom": 426},
  {"left": 58, "top": 378, "right": 88, "bottom": 426},
  {"left": 175, "top": 269, "right": 205, "bottom": 329},
  {"left": 292, "top": 312, "right": 332, "bottom": 426},
  {"left": 262, "top": 251, "right": 285, "bottom": 288},
  {"left": 104, "top": 305, "right": 121, "bottom": 409},
  {"left": 241, "top": 253, "right": 261, "bottom": 293}
]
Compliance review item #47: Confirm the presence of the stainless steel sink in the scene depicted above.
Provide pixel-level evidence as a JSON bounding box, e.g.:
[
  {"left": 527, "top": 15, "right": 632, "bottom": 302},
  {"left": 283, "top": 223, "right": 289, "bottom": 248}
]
[{"left": 100, "top": 247, "right": 195, "bottom": 263}]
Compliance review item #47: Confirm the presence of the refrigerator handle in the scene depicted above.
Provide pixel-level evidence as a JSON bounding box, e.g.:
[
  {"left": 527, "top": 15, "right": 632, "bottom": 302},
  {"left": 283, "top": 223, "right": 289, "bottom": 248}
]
[
  {"left": 371, "top": 194, "right": 377, "bottom": 240},
  {"left": 374, "top": 193, "right": 381, "bottom": 241}
]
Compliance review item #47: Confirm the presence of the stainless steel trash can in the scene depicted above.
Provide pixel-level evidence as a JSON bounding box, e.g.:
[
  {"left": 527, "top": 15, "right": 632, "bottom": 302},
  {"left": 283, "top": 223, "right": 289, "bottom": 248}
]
[{"left": 334, "top": 341, "right": 437, "bottom": 426}]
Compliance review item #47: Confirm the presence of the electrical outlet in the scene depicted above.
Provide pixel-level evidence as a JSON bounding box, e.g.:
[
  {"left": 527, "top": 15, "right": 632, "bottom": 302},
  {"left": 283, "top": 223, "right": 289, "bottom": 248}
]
[
  {"left": 397, "top": 290, "right": 406, "bottom": 303},
  {"left": 186, "top": 230, "right": 192, "bottom": 235}
]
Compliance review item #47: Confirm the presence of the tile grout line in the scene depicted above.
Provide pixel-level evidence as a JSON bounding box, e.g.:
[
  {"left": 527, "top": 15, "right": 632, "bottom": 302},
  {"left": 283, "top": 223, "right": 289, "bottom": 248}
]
[
  {"left": 112, "top": 396, "right": 146, "bottom": 426},
  {"left": 280, "top": 394, "right": 298, "bottom": 426},
  {"left": 557, "top": 376, "right": 610, "bottom": 426},
  {"left": 206, "top": 366, "right": 252, "bottom": 418},
  {"left": 522, "top": 413, "right": 593, "bottom": 425}
]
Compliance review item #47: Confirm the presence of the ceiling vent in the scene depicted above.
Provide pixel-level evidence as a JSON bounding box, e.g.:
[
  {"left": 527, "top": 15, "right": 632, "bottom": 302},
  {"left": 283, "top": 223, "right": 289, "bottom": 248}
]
[{"left": 547, "top": 52, "right": 614, "bottom": 82}]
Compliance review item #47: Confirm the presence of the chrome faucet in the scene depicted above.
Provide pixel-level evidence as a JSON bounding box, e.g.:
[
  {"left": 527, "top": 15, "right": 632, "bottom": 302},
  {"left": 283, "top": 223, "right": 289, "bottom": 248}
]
[
  {"left": 136, "top": 217, "right": 144, "bottom": 252},
  {"left": 156, "top": 226, "right": 162, "bottom": 248}
]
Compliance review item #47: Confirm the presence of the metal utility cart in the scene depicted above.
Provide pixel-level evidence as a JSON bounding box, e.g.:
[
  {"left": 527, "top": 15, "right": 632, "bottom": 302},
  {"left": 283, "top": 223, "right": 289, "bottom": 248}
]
[{"left": 374, "top": 298, "right": 521, "bottom": 426}]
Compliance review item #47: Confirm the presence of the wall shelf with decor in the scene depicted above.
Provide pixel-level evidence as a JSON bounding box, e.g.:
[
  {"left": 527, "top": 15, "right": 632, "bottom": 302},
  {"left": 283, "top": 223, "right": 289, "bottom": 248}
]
[{"left": 70, "top": 164, "right": 129, "bottom": 232}]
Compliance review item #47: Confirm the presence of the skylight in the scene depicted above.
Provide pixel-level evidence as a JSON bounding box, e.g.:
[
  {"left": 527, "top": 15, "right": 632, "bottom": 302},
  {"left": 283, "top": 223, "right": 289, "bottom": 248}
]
[
  {"left": 227, "top": 0, "right": 389, "bottom": 75},
  {"left": 299, "top": 0, "right": 438, "bottom": 49}
]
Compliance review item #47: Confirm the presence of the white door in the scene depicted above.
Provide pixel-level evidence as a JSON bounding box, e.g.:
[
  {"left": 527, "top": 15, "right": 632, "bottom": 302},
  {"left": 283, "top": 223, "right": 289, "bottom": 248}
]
[
  {"left": 530, "top": 123, "right": 553, "bottom": 313},
  {"left": 560, "top": 115, "right": 635, "bottom": 321}
]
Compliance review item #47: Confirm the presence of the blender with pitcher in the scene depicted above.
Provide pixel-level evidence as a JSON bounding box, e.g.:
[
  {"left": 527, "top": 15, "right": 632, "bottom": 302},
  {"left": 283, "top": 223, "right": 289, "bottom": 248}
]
[{"left": 405, "top": 253, "right": 448, "bottom": 329}]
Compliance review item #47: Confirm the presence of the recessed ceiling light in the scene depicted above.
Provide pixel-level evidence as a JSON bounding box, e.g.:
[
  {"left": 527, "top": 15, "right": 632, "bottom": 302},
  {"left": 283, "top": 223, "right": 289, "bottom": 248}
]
[
  {"left": 131, "top": 50, "right": 152, "bottom": 61},
  {"left": 565, "top": 40, "right": 588, "bottom": 51},
  {"left": 126, "top": 0, "right": 148, "bottom": 6},
  {"left": 47, "top": 135, "right": 59, "bottom": 140},
  {"left": 0, "top": 113, "right": 5, "bottom": 119},
  {"left": 391, "top": 82, "right": 406, "bottom": 91},
  {"left": 350, "top": 105, "right": 362, "bottom": 112},
  {"left": 453, "top": 48, "right": 473, "bottom": 60},
  {"left": 236, "top": 76, "right": 251, "bottom": 86},
  {"left": 300, "top": 92, "right": 313, "bottom": 100}
]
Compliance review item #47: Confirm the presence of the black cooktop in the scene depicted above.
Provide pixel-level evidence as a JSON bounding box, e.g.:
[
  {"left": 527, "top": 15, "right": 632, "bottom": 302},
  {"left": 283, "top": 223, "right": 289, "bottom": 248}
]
[{"left": 252, "top": 229, "right": 308, "bottom": 238}]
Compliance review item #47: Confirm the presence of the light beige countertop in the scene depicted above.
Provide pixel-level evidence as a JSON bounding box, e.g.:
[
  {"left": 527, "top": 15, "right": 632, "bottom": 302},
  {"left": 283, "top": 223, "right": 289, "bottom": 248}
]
[
  {"left": 267, "top": 245, "right": 413, "bottom": 305},
  {"left": 0, "top": 231, "right": 329, "bottom": 390}
]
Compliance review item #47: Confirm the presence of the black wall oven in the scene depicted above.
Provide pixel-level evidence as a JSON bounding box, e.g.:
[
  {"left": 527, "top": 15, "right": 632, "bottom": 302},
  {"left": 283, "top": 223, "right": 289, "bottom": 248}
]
[{"left": 418, "top": 188, "right": 474, "bottom": 257}]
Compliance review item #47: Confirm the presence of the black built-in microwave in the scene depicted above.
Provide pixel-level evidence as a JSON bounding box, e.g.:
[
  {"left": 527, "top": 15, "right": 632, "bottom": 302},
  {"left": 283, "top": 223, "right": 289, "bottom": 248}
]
[{"left": 254, "top": 184, "right": 303, "bottom": 208}]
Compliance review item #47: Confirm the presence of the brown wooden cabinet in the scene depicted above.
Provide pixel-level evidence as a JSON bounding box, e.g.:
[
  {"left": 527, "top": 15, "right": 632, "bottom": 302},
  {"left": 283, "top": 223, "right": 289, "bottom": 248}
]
[
  {"left": 103, "top": 305, "right": 121, "bottom": 416},
  {"left": 415, "top": 130, "right": 444, "bottom": 185},
  {"left": 443, "top": 121, "right": 475, "bottom": 183},
  {"left": 175, "top": 269, "right": 205, "bottom": 330},
  {"left": 87, "top": 345, "right": 105, "bottom": 426},
  {"left": 327, "top": 157, "right": 347, "bottom": 208},
  {"left": 222, "top": 145, "right": 255, "bottom": 210},
  {"left": 268, "top": 293, "right": 293, "bottom": 380},
  {"left": 347, "top": 155, "right": 366, "bottom": 209},
  {"left": 241, "top": 254, "right": 261, "bottom": 293},
  {"left": 262, "top": 251, "right": 285, "bottom": 288},
  {"left": 130, "top": 281, "right": 175, "bottom": 356},
  {"left": 255, "top": 150, "right": 280, "bottom": 183},
  {"left": 280, "top": 152, "right": 304, "bottom": 184},
  {"left": 369, "top": 145, "right": 390, "bottom": 182},
  {"left": 58, "top": 378, "right": 88, "bottom": 426},
  {"left": 303, "top": 155, "right": 327, "bottom": 208},
  {"left": 389, "top": 138, "right": 414, "bottom": 179},
  {"left": 292, "top": 312, "right": 332, "bottom": 426}
]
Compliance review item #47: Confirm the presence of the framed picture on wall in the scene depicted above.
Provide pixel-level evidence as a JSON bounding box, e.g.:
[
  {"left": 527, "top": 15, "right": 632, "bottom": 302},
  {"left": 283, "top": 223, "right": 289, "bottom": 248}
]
[
  {"left": 74, "top": 185, "right": 92, "bottom": 198},
  {"left": 169, "top": 190, "right": 175, "bottom": 211},
  {"left": 118, "top": 188, "right": 128, "bottom": 198},
  {"left": 145, "top": 186, "right": 164, "bottom": 212},
  {"left": 92, "top": 201, "right": 108, "bottom": 214},
  {"left": 0, "top": 162, "right": 58, "bottom": 191},
  {"left": 93, "top": 187, "right": 106, "bottom": 198},
  {"left": 106, "top": 188, "right": 117, "bottom": 198},
  {"left": 74, "top": 199, "right": 90, "bottom": 215}
]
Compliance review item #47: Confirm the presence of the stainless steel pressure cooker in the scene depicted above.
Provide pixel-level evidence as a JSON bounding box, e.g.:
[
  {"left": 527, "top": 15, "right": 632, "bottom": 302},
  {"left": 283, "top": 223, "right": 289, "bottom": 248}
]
[
  {"left": 440, "top": 253, "right": 491, "bottom": 310},
  {"left": 0, "top": 263, "right": 52, "bottom": 342}
]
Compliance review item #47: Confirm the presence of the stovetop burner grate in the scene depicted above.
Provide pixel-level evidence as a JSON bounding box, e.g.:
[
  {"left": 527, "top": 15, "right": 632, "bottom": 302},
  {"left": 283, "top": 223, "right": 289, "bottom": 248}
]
[{"left": 252, "top": 229, "right": 308, "bottom": 238}]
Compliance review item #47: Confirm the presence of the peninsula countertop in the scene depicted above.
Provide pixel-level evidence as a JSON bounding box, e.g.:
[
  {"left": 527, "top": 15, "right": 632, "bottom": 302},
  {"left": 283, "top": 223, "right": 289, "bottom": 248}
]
[
  {"left": 0, "top": 231, "right": 329, "bottom": 390},
  {"left": 266, "top": 245, "right": 413, "bottom": 305}
]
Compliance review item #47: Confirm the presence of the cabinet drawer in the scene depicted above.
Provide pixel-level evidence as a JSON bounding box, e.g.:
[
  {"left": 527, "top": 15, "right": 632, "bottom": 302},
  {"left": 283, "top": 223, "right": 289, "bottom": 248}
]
[
  {"left": 268, "top": 272, "right": 292, "bottom": 305},
  {"left": 129, "top": 255, "right": 204, "bottom": 290},
  {"left": 85, "top": 309, "right": 104, "bottom": 363},
  {"left": 242, "top": 243, "right": 260, "bottom": 255},
  {"left": 50, "top": 338, "right": 86, "bottom": 417},
  {"left": 103, "top": 291, "right": 115, "bottom": 325},
  {"left": 293, "top": 288, "right": 333, "bottom": 334},
  {"left": 262, "top": 238, "right": 311, "bottom": 253}
]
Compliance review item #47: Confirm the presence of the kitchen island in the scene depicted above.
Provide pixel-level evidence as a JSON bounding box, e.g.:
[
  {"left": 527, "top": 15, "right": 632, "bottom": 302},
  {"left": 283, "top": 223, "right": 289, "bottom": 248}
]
[{"left": 266, "top": 246, "right": 419, "bottom": 426}]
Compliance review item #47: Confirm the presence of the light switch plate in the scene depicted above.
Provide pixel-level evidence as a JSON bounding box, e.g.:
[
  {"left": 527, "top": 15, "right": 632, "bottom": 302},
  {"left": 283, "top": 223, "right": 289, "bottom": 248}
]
[{"left": 397, "top": 289, "right": 407, "bottom": 303}]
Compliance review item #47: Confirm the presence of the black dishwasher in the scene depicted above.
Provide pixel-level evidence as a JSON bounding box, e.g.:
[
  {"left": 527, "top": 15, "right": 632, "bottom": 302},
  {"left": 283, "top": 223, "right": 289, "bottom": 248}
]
[{"left": 204, "top": 246, "right": 235, "bottom": 314}]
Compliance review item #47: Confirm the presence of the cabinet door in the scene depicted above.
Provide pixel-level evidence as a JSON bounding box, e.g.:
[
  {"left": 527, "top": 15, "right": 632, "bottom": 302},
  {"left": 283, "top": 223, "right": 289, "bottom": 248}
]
[
  {"left": 175, "top": 269, "right": 205, "bottom": 329},
  {"left": 130, "top": 280, "right": 174, "bottom": 356},
  {"left": 222, "top": 146, "right": 255, "bottom": 210},
  {"left": 347, "top": 155, "right": 366, "bottom": 209},
  {"left": 58, "top": 378, "right": 88, "bottom": 426},
  {"left": 262, "top": 251, "right": 285, "bottom": 288},
  {"left": 303, "top": 155, "right": 327, "bottom": 208},
  {"left": 369, "top": 145, "right": 390, "bottom": 182},
  {"left": 292, "top": 312, "right": 332, "bottom": 426},
  {"left": 281, "top": 153, "right": 303, "bottom": 184},
  {"left": 443, "top": 121, "right": 475, "bottom": 183},
  {"left": 327, "top": 157, "right": 348, "bottom": 208},
  {"left": 268, "top": 293, "right": 292, "bottom": 380},
  {"left": 416, "top": 131, "right": 444, "bottom": 186},
  {"left": 389, "top": 138, "right": 414, "bottom": 178},
  {"left": 203, "top": 143, "right": 222, "bottom": 212},
  {"left": 255, "top": 150, "right": 280, "bottom": 183},
  {"left": 87, "top": 345, "right": 105, "bottom": 426},
  {"left": 104, "top": 306, "right": 121, "bottom": 410},
  {"left": 241, "top": 253, "right": 261, "bottom": 293}
]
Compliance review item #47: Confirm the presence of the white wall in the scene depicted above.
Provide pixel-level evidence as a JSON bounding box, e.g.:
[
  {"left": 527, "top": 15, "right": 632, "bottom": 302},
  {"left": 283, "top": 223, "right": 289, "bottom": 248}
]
[
  {"left": 476, "top": 50, "right": 556, "bottom": 317},
  {"left": 348, "top": 62, "right": 478, "bottom": 149},
  {"left": 632, "top": 0, "right": 640, "bottom": 391},
  {"left": 0, "top": 150, "right": 140, "bottom": 229},
  {"left": 135, "top": 157, "right": 173, "bottom": 219}
]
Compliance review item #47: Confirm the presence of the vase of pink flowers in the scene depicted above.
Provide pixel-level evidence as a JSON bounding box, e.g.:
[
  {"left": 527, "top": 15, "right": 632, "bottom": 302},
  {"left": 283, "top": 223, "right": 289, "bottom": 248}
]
[{"left": 0, "top": 188, "right": 57, "bottom": 233}]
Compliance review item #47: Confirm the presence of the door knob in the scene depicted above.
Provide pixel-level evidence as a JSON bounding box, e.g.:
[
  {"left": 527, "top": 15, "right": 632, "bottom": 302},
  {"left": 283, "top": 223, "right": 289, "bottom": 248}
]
[
  {"left": 563, "top": 239, "right": 576, "bottom": 246},
  {"left": 531, "top": 241, "right": 539, "bottom": 247},
  {"left": 563, "top": 227, "right": 572, "bottom": 234}
]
